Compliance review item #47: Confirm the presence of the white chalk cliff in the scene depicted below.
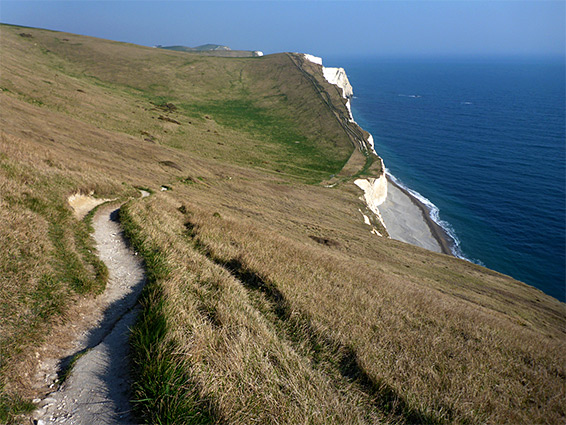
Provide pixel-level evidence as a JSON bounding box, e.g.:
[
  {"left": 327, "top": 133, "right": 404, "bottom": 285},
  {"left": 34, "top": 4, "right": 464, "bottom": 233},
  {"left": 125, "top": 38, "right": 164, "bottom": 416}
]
[
  {"left": 302, "top": 53, "right": 388, "bottom": 233},
  {"left": 302, "top": 54, "right": 353, "bottom": 100},
  {"left": 354, "top": 173, "right": 387, "bottom": 213},
  {"left": 322, "top": 67, "right": 354, "bottom": 99},
  {"left": 303, "top": 53, "right": 323, "bottom": 66},
  {"left": 354, "top": 155, "right": 388, "bottom": 225},
  {"left": 302, "top": 55, "right": 356, "bottom": 122}
]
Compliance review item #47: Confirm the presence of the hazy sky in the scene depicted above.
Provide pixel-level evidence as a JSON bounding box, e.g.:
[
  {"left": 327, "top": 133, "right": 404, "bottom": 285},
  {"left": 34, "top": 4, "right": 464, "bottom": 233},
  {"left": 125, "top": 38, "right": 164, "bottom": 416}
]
[{"left": 1, "top": 1, "right": 564, "bottom": 58}]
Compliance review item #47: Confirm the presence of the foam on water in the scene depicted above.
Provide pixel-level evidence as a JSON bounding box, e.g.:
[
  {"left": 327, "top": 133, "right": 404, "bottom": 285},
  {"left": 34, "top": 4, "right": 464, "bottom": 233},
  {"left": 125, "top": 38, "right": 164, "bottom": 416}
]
[{"left": 385, "top": 169, "right": 477, "bottom": 263}]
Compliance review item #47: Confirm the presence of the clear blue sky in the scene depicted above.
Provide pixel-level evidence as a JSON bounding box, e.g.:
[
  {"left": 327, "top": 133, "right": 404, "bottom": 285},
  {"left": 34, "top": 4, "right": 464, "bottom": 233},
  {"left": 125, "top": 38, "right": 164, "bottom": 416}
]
[{"left": 1, "top": 1, "right": 564, "bottom": 58}]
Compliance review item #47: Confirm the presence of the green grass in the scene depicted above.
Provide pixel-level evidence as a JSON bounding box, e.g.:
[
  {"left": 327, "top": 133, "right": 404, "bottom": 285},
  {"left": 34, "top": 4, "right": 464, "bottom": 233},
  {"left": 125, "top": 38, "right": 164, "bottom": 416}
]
[
  {"left": 17, "top": 189, "right": 107, "bottom": 295},
  {"left": 0, "top": 390, "right": 35, "bottom": 425},
  {"left": 120, "top": 204, "right": 216, "bottom": 424},
  {"left": 1, "top": 167, "right": 105, "bottom": 328},
  {"left": 180, "top": 99, "right": 348, "bottom": 182},
  {"left": 2, "top": 24, "right": 354, "bottom": 185},
  {"left": 351, "top": 152, "right": 376, "bottom": 180}
]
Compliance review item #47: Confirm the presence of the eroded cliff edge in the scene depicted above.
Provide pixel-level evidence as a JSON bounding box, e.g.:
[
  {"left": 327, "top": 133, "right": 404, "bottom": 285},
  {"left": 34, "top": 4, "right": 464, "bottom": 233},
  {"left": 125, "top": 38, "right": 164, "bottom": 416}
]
[{"left": 289, "top": 53, "right": 389, "bottom": 234}]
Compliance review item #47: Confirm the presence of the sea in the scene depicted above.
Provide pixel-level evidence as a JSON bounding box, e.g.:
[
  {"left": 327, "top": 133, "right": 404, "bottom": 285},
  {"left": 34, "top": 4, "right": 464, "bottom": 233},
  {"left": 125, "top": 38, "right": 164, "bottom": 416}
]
[{"left": 326, "top": 56, "right": 565, "bottom": 302}]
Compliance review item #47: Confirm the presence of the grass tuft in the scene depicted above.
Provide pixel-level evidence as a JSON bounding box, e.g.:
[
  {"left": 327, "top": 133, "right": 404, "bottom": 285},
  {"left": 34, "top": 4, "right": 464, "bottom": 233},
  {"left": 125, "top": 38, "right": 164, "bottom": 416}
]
[
  {"left": 57, "top": 350, "right": 88, "bottom": 384},
  {"left": 120, "top": 203, "right": 217, "bottom": 424},
  {"left": 0, "top": 389, "right": 35, "bottom": 425}
]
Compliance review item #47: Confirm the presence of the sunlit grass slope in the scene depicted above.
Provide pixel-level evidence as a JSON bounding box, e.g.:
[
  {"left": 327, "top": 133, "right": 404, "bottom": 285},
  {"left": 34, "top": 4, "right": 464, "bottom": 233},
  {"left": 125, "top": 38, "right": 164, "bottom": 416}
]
[
  {"left": 0, "top": 24, "right": 353, "bottom": 182},
  {"left": 1, "top": 24, "right": 564, "bottom": 424}
]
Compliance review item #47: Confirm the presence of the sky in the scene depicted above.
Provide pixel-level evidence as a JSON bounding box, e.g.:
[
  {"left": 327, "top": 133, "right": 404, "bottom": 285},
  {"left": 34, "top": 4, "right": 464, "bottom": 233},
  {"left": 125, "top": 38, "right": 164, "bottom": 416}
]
[{"left": 1, "top": 1, "right": 564, "bottom": 59}]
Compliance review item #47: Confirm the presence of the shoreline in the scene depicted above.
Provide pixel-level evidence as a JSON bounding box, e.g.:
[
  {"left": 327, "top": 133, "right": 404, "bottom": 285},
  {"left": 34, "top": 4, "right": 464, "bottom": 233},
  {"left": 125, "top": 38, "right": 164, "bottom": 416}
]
[
  {"left": 386, "top": 174, "right": 454, "bottom": 256},
  {"left": 314, "top": 53, "right": 456, "bottom": 258}
]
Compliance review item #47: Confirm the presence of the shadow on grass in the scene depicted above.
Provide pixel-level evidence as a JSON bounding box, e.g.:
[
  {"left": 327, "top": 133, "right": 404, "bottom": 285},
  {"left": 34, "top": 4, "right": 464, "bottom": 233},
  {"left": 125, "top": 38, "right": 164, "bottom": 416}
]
[
  {"left": 119, "top": 205, "right": 218, "bottom": 425},
  {"left": 212, "top": 256, "right": 448, "bottom": 425}
]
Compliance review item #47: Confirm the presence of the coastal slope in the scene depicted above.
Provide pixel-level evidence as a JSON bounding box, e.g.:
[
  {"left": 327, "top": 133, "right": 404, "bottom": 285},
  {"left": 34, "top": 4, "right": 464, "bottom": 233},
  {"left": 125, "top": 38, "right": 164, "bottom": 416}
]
[
  {"left": 299, "top": 53, "right": 443, "bottom": 253},
  {"left": 0, "top": 25, "right": 564, "bottom": 425}
]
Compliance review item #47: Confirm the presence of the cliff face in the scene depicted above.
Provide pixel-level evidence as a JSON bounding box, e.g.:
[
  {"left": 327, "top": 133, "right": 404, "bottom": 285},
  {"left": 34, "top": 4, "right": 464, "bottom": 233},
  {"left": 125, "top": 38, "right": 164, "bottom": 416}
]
[
  {"left": 301, "top": 54, "right": 354, "bottom": 99},
  {"left": 354, "top": 154, "right": 388, "bottom": 232},
  {"left": 302, "top": 53, "right": 323, "bottom": 66},
  {"left": 322, "top": 67, "right": 354, "bottom": 99},
  {"left": 322, "top": 66, "right": 355, "bottom": 122},
  {"left": 300, "top": 54, "right": 372, "bottom": 153},
  {"left": 300, "top": 53, "right": 388, "bottom": 219}
]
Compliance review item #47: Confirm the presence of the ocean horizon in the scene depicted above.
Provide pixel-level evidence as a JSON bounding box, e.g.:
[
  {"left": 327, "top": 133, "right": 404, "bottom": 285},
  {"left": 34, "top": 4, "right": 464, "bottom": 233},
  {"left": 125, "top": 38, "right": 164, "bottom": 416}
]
[{"left": 327, "top": 55, "right": 566, "bottom": 302}]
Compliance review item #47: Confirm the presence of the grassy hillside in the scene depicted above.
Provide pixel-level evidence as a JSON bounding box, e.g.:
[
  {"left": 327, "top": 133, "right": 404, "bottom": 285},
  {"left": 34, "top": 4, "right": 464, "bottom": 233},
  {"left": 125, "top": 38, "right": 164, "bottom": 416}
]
[
  {"left": 1, "top": 24, "right": 564, "bottom": 424},
  {"left": 158, "top": 45, "right": 262, "bottom": 57}
]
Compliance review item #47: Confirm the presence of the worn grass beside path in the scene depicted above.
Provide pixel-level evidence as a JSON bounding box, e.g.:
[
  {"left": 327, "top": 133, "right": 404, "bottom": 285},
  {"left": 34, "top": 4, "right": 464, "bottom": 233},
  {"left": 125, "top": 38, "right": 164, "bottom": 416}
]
[{"left": 0, "top": 134, "right": 130, "bottom": 422}]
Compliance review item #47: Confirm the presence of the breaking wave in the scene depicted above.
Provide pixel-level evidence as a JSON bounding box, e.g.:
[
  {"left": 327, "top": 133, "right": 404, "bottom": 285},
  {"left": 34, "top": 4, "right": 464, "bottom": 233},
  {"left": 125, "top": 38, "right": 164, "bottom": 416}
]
[{"left": 385, "top": 169, "right": 481, "bottom": 264}]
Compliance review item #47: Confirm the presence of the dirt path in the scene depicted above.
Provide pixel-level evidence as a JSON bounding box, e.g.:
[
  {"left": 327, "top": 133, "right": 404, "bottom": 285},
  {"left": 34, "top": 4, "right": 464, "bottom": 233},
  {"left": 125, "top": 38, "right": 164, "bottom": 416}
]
[{"left": 33, "top": 204, "right": 146, "bottom": 424}]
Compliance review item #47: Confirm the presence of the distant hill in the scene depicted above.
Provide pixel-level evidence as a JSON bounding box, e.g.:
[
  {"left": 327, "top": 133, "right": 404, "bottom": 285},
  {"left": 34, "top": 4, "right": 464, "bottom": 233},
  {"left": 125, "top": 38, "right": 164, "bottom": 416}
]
[
  {"left": 157, "top": 44, "right": 231, "bottom": 52},
  {"left": 157, "top": 44, "right": 263, "bottom": 57}
]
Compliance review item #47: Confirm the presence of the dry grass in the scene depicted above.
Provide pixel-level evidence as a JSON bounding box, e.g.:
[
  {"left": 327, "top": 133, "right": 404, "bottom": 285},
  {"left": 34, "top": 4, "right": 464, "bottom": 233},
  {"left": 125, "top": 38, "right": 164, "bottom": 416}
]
[
  {"left": 0, "top": 24, "right": 564, "bottom": 424},
  {"left": 122, "top": 196, "right": 386, "bottom": 424},
  {"left": 117, "top": 183, "right": 565, "bottom": 424},
  {"left": 178, "top": 197, "right": 566, "bottom": 424},
  {"left": 0, "top": 132, "right": 122, "bottom": 418}
]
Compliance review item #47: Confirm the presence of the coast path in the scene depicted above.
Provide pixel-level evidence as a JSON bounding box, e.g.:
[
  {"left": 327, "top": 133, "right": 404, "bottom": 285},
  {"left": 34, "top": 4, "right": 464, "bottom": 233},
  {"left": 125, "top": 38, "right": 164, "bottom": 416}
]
[{"left": 33, "top": 201, "right": 147, "bottom": 424}]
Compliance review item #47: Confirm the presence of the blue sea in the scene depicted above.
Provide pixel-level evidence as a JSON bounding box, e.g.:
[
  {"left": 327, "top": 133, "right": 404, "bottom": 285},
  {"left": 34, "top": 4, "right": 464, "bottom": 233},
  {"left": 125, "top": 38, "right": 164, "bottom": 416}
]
[{"left": 327, "top": 56, "right": 565, "bottom": 302}]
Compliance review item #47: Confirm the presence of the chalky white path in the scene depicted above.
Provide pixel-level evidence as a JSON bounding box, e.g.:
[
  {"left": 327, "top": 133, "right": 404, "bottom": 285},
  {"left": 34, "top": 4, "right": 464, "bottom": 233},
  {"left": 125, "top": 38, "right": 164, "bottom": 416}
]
[{"left": 36, "top": 205, "right": 145, "bottom": 425}]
